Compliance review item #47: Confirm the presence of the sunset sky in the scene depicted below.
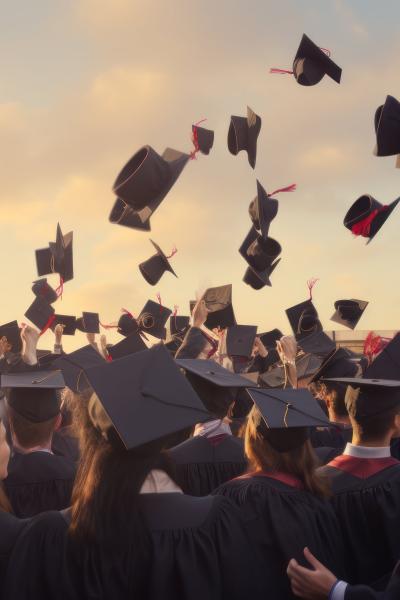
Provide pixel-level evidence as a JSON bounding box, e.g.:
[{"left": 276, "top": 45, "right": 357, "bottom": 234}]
[{"left": 1, "top": 0, "right": 400, "bottom": 351}]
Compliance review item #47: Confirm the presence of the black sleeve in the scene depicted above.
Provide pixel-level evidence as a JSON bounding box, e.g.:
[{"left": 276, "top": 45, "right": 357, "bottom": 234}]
[
  {"left": 175, "top": 327, "right": 212, "bottom": 359},
  {"left": 345, "top": 584, "right": 382, "bottom": 599}
]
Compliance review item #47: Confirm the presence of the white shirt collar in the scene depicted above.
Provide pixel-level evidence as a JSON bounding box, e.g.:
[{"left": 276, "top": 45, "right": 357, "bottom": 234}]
[
  {"left": 193, "top": 419, "right": 232, "bottom": 438},
  {"left": 344, "top": 443, "right": 391, "bottom": 459},
  {"left": 140, "top": 469, "right": 183, "bottom": 494}
]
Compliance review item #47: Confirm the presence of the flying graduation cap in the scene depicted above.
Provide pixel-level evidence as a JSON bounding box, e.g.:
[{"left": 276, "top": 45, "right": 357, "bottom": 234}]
[
  {"left": 199, "top": 284, "right": 236, "bottom": 330},
  {"left": 75, "top": 312, "right": 100, "bottom": 334},
  {"left": 228, "top": 106, "right": 262, "bottom": 169},
  {"left": 31, "top": 279, "right": 59, "bottom": 304},
  {"left": 374, "top": 95, "right": 400, "bottom": 166},
  {"left": 137, "top": 299, "right": 172, "bottom": 340},
  {"left": 0, "top": 321, "right": 22, "bottom": 354},
  {"left": 344, "top": 194, "right": 400, "bottom": 243},
  {"left": 191, "top": 121, "right": 214, "bottom": 156},
  {"left": 219, "top": 325, "right": 258, "bottom": 358},
  {"left": 35, "top": 223, "right": 73, "bottom": 285},
  {"left": 139, "top": 240, "right": 178, "bottom": 286},
  {"left": 331, "top": 299, "right": 368, "bottom": 330},
  {"left": 270, "top": 33, "right": 342, "bottom": 86},
  {"left": 109, "top": 145, "right": 190, "bottom": 231},
  {"left": 240, "top": 227, "right": 281, "bottom": 290}
]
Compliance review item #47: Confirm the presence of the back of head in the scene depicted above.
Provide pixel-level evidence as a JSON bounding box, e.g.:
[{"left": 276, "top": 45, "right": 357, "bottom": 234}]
[
  {"left": 322, "top": 381, "right": 349, "bottom": 419},
  {"left": 346, "top": 385, "right": 400, "bottom": 442},
  {"left": 186, "top": 373, "right": 235, "bottom": 419}
]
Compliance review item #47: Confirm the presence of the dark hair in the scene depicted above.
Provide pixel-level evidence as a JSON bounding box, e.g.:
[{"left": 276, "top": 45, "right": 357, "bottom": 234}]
[
  {"left": 244, "top": 406, "right": 330, "bottom": 498},
  {"left": 324, "top": 382, "right": 349, "bottom": 418},
  {"left": 8, "top": 407, "right": 58, "bottom": 449},
  {"left": 186, "top": 374, "right": 235, "bottom": 419},
  {"left": 354, "top": 405, "right": 400, "bottom": 442}
]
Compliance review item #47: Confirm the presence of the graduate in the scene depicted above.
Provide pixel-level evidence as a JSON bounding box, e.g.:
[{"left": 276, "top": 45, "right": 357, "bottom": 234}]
[
  {"left": 4, "top": 345, "right": 264, "bottom": 600},
  {"left": 213, "top": 387, "right": 346, "bottom": 599},
  {"left": 2, "top": 370, "right": 76, "bottom": 517},
  {"left": 319, "top": 378, "right": 400, "bottom": 585},
  {"left": 169, "top": 359, "right": 250, "bottom": 495}
]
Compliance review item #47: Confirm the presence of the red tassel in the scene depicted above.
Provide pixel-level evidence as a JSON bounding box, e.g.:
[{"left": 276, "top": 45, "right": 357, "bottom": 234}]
[
  {"left": 190, "top": 118, "right": 207, "bottom": 160},
  {"left": 320, "top": 47, "right": 331, "bottom": 57},
  {"left": 268, "top": 184, "right": 297, "bottom": 197},
  {"left": 121, "top": 308, "right": 134, "bottom": 319},
  {"left": 55, "top": 277, "right": 64, "bottom": 300},
  {"left": 100, "top": 322, "right": 118, "bottom": 330},
  {"left": 364, "top": 331, "right": 391, "bottom": 361},
  {"left": 106, "top": 354, "right": 113, "bottom": 363},
  {"left": 270, "top": 68, "right": 294, "bottom": 75},
  {"left": 166, "top": 246, "right": 177, "bottom": 259},
  {"left": 307, "top": 278, "right": 319, "bottom": 300},
  {"left": 40, "top": 314, "right": 56, "bottom": 337},
  {"left": 156, "top": 293, "right": 163, "bottom": 313},
  {"left": 351, "top": 206, "right": 388, "bottom": 238}
]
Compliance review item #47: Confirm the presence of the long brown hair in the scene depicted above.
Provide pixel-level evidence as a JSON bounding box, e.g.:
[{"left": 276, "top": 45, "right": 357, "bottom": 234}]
[
  {"left": 244, "top": 406, "right": 330, "bottom": 498},
  {"left": 0, "top": 483, "right": 11, "bottom": 513}
]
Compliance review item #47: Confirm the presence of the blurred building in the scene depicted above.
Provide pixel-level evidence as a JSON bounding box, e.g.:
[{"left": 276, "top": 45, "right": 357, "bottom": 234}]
[{"left": 326, "top": 330, "right": 397, "bottom": 354}]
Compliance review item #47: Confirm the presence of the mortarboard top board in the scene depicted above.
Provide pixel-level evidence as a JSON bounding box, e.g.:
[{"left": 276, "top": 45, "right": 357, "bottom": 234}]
[
  {"left": 374, "top": 95, "right": 400, "bottom": 159},
  {"left": 298, "top": 331, "right": 336, "bottom": 357},
  {"left": 293, "top": 34, "right": 342, "bottom": 86},
  {"left": 343, "top": 194, "right": 400, "bottom": 244},
  {"left": 24, "top": 297, "right": 55, "bottom": 332},
  {"left": 53, "top": 345, "right": 104, "bottom": 393},
  {"left": 323, "top": 377, "right": 400, "bottom": 419},
  {"left": 259, "top": 329, "right": 283, "bottom": 349},
  {"left": 108, "top": 332, "right": 147, "bottom": 361},
  {"left": 2, "top": 369, "right": 65, "bottom": 389},
  {"left": 138, "top": 300, "right": 172, "bottom": 340},
  {"left": 220, "top": 325, "right": 258, "bottom": 357},
  {"left": 286, "top": 299, "right": 321, "bottom": 340},
  {"left": 201, "top": 284, "right": 236, "bottom": 330},
  {"left": 310, "top": 347, "right": 359, "bottom": 383},
  {"left": 2, "top": 370, "right": 64, "bottom": 423},
  {"left": 32, "top": 279, "right": 58, "bottom": 304},
  {"left": 85, "top": 344, "right": 210, "bottom": 450},
  {"left": 117, "top": 312, "right": 140, "bottom": 337},
  {"left": 239, "top": 227, "right": 282, "bottom": 290},
  {"left": 139, "top": 239, "right": 178, "bottom": 287},
  {"left": 331, "top": 299, "right": 368, "bottom": 330},
  {"left": 38, "top": 351, "right": 61, "bottom": 368},
  {"left": 176, "top": 359, "right": 251, "bottom": 388},
  {"left": 365, "top": 333, "right": 400, "bottom": 380},
  {"left": 75, "top": 312, "right": 100, "bottom": 334},
  {"left": 192, "top": 124, "right": 214, "bottom": 155},
  {"left": 259, "top": 365, "right": 286, "bottom": 389},
  {"left": 50, "top": 315, "right": 77, "bottom": 336},
  {"left": 0, "top": 321, "right": 22, "bottom": 354},
  {"left": 168, "top": 315, "right": 190, "bottom": 337},
  {"left": 248, "top": 387, "right": 330, "bottom": 429},
  {"left": 296, "top": 353, "right": 323, "bottom": 380},
  {"left": 227, "top": 106, "right": 262, "bottom": 169}
]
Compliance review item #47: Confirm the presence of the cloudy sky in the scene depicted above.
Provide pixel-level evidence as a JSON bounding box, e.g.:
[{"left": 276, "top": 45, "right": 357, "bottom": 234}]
[{"left": 1, "top": 0, "right": 400, "bottom": 350}]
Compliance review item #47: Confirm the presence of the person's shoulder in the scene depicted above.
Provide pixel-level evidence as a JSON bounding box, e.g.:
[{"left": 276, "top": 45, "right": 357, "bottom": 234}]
[{"left": 0, "top": 511, "right": 29, "bottom": 555}]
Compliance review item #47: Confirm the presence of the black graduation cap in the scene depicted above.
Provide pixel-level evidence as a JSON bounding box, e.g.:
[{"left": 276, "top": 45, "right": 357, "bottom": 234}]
[
  {"left": 286, "top": 299, "right": 321, "bottom": 340},
  {"left": 176, "top": 358, "right": 252, "bottom": 388},
  {"left": 109, "top": 146, "right": 190, "bottom": 231},
  {"left": 292, "top": 34, "right": 342, "bottom": 86},
  {"left": 75, "top": 312, "right": 100, "bottom": 334},
  {"left": 37, "top": 351, "right": 61, "bottom": 368},
  {"left": 331, "top": 299, "right": 368, "bottom": 330},
  {"left": 344, "top": 194, "right": 400, "bottom": 244},
  {"left": 200, "top": 284, "right": 236, "bottom": 330},
  {"left": 84, "top": 344, "right": 210, "bottom": 450},
  {"left": 0, "top": 321, "right": 22, "bottom": 354},
  {"left": 248, "top": 387, "right": 330, "bottom": 428},
  {"left": 2, "top": 370, "right": 65, "bottom": 423},
  {"left": 138, "top": 300, "right": 172, "bottom": 340},
  {"left": 31, "top": 279, "right": 58, "bottom": 304},
  {"left": 298, "top": 331, "right": 336, "bottom": 357},
  {"left": 192, "top": 123, "right": 214, "bottom": 155},
  {"left": 248, "top": 180, "right": 279, "bottom": 239},
  {"left": 35, "top": 223, "right": 73, "bottom": 283},
  {"left": 168, "top": 315, "right": 190, "bottom": 337},
  {"left": 108, "top": 332, "right": 147, "bottom": 361},
  {"left": 53, "top": 345, "right": 104, "bottom": 393},
  {"left": 228, "top": 106, "right": 262, "bottom": 169},
  {"left": 139, "top": 240, "right": 178, "bottom": 286},
  {"left": 324, "top": 377, "right": 400, "bottom": 420},
  {"left": 24, "top": 297, "right": 55, "bottom": 332},
  {"left": 310, "top": 347, "right": 359, "bottom": 383},
  {"left": 50, "top": 315, "right": 77, "bottom": 336},
  {"left": 240, "top": 227, "right": 281, "bottom": 290},
  {"left": 374, "top": 95, "right": 400, "bottom": 160},
  {"left": 220, "top": 325, "right": 258, "bottom": 357},
  {"left": 365, "top": 333, "right": 400, "bottom": 380},
  {"left": 296, "top": 354, "right": 323, "bottom": 380},
  {"left": 117, "top": 312, "right": 140, "bottom": 337},
  {"left": 259, "top": 329, "right": 283, "bottom": 349}
]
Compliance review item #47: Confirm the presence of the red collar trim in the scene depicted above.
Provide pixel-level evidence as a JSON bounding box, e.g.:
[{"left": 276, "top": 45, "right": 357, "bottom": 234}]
[
  {"left": 236, "top": 470, "right": 304, "bottom": 490},
  {"left": 207, "top": 433, "right": 229, "bottom": 447},
  {"left": 328, "top": 455, "right": 399, "bottom": 479}
]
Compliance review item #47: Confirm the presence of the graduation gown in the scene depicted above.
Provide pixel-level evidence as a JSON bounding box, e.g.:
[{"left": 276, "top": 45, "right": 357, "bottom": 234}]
[
  {"left": 4, "top": 494, "right": 265, "bottom": 600},
  {"left": 52, "top": 428, "right": 80, "bottom": 463},
  {"left": 214, "top": 471, "right": 347, "bottom": 599},
  {"left": 320, "top": 456, "right": 400, "bottom": 585},
  {"left": 4, "top": 451, "right": 76, "bottom": 518},
  {"left": 0, "top": 510, "right": 28, "bottom": 600},
  {"left": 168, "top": 435, "right": 247, "bottom": 496},
  {"left": 344, "top": 561, "right": 400, "bottom": 599}
]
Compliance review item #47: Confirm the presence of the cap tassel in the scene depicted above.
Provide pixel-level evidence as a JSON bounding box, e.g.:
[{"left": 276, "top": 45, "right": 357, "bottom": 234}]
[
  {"left": 121, "top": 308, "right": 134, "bottom": 319},
  {"left": 268, "top": 184, "right": 297, "bottom": 197},
  {"left": 55, "top": 277, "right": 64, "bottom": 300},
  {"left": 190, "top": 118, "right": 207, "bottom": 160},
  {"left": 156, "top": 293, "right": 163, "bottom": 313},
  {"left": 351, "top": 206, "right": 388, "bottom": 238},
  {"left": 307, "top": 278, "right": 319, "bottom": 300},
  {"left": 269, "top": 68, "right": 294, "bottom": 75},
  {"left": 364, "top": 331, "right": 391, "bottom": 362},
  {"left": 166, "top": 246, "right": 178, "bottom": 259},
  {"left": 100, "top": 322, "right": 118, "bottom": 330},
  {"left": 173, "top": 304, "right": 178, "bottom": 329},
  {"left": 320, "top": 47, "right": 331, "bottom": 57},
  {"left": 40, "top": 314, "right": 56, "bottom": 337}
]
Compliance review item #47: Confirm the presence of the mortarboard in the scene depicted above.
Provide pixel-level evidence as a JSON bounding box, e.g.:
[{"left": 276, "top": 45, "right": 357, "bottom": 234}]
[
  {"left": 32, "top": 279, "right": 58, "bottom": 304},
  {"left": 331, "top": 299, "right": 368, "bottom": 330},
  {"left": 53, "top": 345, "right": 104, "bottom": 393},
  {"left": 109, "top": 146, "right": 190, "bottom": 231},
  {"left": 24, "top": 297, "right": 55, "bottom": 332},
  {"left": 365, "top": 333, "right": 400, "bottom": 380},
  {"left": 344, "top": 194, "right": 400, "bottom": 244},
  {"left": 167, "top": 315, "right": 190, "bottom": 338},
  {"left": 117, "top": 312, "right": 140, "bottom": 337},
  {"left": 192, "top": 123, "right": 214, "bottom": 155},
  {"left": 200, "top": 284, "right": 236, "bottom": 330},
  {"left": 2, "top": 370, "right": 64, "bottom": 423},
  {"left": 220, "top": 325, "right": 258, "bottom": 357},
  {"left": 50, "top": 315, "right": 77, "bottom": 336},
  {"left": 0, "top": 321, "right": 22, "bottom": 354},
  {"left": 138, "top": 300, "right": 172, "bottom": 340},
  {"left": 286, "top": 299, "right": 321, "bottom": 340},
  {"left": 248, "top": 180, "right": 279, "bottom": 239},
  {"left": 36, "top": 223, "right": 73, "bottom": 283},
  {"left": 374, "top": 95, "right": 400, "bottom": 162},
  {"left": 108, "top": 332, "right": 147, "bottom": 361},
  {"left": 75, "top": 312, "right": 100, "bottom": 334},
  {"left": 85, "top": 344, "right": 210, "bottom": 450},
  {"left": 298, "top": 331, "right": 336, "bottom": 357},
  {"left": 292, "top": 34, "right": 341, "bottom": 86},
  {"left": 228, "top": 106, "right": 261, "bottom": 169},
  {"left": 240, "top": 227, "right": 281, "bottom": 290},
  {"left": 259, "top": 329, "right": 283, "bottom": 349},
  {"left": 310, "top": 347, "right": 359, "bottom": 383},
  {"left": 176, "top": 358, "right": 251, "bottom": 388},
  {"left": 324, "top": 377, "right": 400, "bottom": 420},
  {"left": 139, "top": 240, "right": 178, "bottom": 286}
]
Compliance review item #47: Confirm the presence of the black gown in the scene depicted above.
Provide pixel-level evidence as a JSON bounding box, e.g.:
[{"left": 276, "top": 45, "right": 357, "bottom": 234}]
[
  {"left": 345, "top": 561, "right": 400, "bottom": 599},
  {"left": 4, "top": 493, "right": 265, "bottom": 600},
  {"left": 168, "top": 434, "right": 247, "bottom": 496},
  {"left": 213, "top": 471, "right": 347, "bottom": 599},
  {"left": 0, "top": 510, "right": 28, "bottom": 600},
  {"left": 4, "top": 451, "right": 76, "bottom": 517},
  {"left": 320, "top": 455, "right": 400, "bottom": 585},
  {"left": 52, "top": 427, "right": 80, "bottom": 463}
]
